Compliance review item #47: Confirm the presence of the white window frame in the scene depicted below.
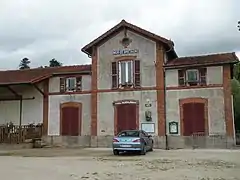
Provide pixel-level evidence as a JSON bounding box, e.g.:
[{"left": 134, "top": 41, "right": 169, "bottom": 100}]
[
  {"left": 66, "top": 77, "right": 76, "bottom": 92},
  {"left": 118, "top": 60, "right": 133, "bottom": 85},
  {"left": 186, "top": 69, "right": 199, "bottom": 83}
]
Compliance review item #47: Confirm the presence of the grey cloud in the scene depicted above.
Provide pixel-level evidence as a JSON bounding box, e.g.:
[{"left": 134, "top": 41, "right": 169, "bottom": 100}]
[
  {"left": 0, "top": 36, "right": 35, "bottom": 52},
  {"left": 0, "top": 0, "right": 239, "bottom": 70}
]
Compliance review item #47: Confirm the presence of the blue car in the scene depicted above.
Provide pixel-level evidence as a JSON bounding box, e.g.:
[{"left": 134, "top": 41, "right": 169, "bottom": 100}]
[{"left": 112, "top": 130, "right": 154, "bottom": 155}]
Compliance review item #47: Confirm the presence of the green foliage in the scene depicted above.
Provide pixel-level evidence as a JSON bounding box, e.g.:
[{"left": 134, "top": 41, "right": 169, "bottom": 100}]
[
  {"left": 232, "top": 62, "right": 240, "bottom": 131},
  {"left": 49, "top": 58, "right": 62, "bottom": 67},
  {"left": 231, "top": 78, "right": 240, "bottom": 95},
  {"left": 19, "top": 57, "right": 31, "bottom": 69},
  {"left": 233, "top": 92, "right": 240, "bottom": 131},
  {"left": 233, "top": 63, "right": 240, "bottom": 81}
]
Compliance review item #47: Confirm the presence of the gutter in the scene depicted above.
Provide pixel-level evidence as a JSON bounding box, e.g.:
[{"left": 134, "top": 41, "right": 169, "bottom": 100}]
[
  {"left": 52, "top": 71, "right": 92, "bottom": 76},
  {"left": 164, "top": 60, "right": 239, "bottom": 70}
]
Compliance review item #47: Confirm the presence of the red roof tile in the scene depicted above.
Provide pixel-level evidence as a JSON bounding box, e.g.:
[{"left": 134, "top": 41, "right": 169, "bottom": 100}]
[
  {"left": 164, "top": 52, "right": 239, "bottom": 69},
  {"left": 0, "top": 65, "right": 91, "bottom": 85}
]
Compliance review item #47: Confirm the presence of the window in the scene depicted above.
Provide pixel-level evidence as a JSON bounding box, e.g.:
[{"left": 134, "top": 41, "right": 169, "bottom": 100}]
[
  {"left": 141, "top": 130, "right": 149, "bottom": 137},
  {"left": 118, "top": 130, "right": 140, "bottom": 137},
  {"left": 111, "top": 60, "right": 140, "bottom": 89},
  {"left": 66, "top": 78, "right": 76, "bottom": 91},
  {"left": 60, "top": 76, "right": 82, "bottom": 92},
  {"left": 186, "top": 69, "right": 199, "bottom": 86},
  {"left": 178, "top": 68, "right": 207, "bottom": 86},
  {"left": 178, "top": 70, "right": 185, "bottom": 86},
  {"left": 119, "top": 60, "right": 133, "bottom": 85}
]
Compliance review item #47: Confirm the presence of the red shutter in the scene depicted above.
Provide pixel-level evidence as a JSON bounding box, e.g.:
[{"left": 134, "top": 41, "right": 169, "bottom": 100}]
[
  {"left": 76, "top": 77, "right": 82, "bottom": 91},
  {"left": 199, "top": 68, "right": 207, "bottom": 85},
  {"left": 178, "top": 70, "right": 185, "bottom": 86},
  {"left": 60, "top": 78, "right": 66, "bottom": 92},
  {"left": 112, "top": 62, "right": 118, "bottom": 89},
  {"left": 134, "top": 60, "right": 140, "bottom": 87}
]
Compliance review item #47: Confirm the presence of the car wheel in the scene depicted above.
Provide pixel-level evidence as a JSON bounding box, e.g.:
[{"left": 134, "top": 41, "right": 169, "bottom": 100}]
[
  {"left": 113, "top": 150, "right": 119, "bottom": 155},
  {"left": 140, "top": 145, "right": 146, "bottom": 155}
]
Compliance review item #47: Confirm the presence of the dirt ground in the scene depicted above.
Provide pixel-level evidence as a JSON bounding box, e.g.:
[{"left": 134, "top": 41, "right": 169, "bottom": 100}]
[{"left": 0, "top": 148, "right": 239, "bottom": 180}]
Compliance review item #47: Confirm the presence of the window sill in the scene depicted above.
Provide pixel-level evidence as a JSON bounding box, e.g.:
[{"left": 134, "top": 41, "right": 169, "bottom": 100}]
[
  {"left": 49, "top": 90, "right": 90, "bottom": 95},
  {"left": 112, "top": 86, "right": 142, "bottom": 91},
  {"left": 167, "top": 84, "right": 223, "bottom": 90}
]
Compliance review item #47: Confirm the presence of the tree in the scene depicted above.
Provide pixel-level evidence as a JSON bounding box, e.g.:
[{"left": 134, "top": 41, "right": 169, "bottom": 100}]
[
  {"left": 232, "top": 62, "right": 240, "bottom": 131},
  {"left": 233, "top": 62, "right": 240, "bottom": 82},
  {"left": 232, "top": 79, "right": 240, "bottom": 131},
  {"left": 232, "top": 78, "right": 240, "bottom": 96},
  {"left": 49, "top": 58, "right": 62, "bottom": 67},
  {"left": 19, "top": 57, "right": 31, "bottom": 69}
]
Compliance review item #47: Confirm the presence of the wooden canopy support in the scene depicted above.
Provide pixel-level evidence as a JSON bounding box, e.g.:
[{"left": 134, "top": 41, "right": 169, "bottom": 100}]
[
  {"left": 0, "top": 96, "right": 35, "bottom": 101},
  {"left": 0, "top": 84, "right": 36, "bottom": 128},
  {"left": 5, "top": 86, "right": 21, "bottom": 97},
  {"left": 32, "top": 84, "right": 45, "bottom": 96}
]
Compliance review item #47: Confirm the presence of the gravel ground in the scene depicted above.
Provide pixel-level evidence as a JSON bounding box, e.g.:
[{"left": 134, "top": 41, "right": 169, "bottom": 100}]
[{"left": 0, "top": 148, "right": 239, "bottom": 180}]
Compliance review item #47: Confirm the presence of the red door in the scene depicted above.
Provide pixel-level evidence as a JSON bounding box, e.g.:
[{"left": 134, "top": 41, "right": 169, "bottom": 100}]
[
  {"left": 61, "top": 107, "right": 80, "bottom": 136},
  {"left": 183, "top": 103, "right": 205, "bottom": 136},
  {"left": 183, "top": 103, "right": 193, "bottom": 136},
  {"left": 116, "top": 104, "right": 137, "bottom": 134},
  {"left": 193, "top": 103, "right": 205, "bottom": 134}
]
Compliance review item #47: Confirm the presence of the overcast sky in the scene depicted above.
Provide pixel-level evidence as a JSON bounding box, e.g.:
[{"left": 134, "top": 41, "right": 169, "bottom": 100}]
[{"left": 0, "top": 0, "right": 239, "bottom": 70}]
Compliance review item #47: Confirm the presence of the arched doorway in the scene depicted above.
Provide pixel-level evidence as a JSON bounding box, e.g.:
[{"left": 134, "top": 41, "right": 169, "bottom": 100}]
[
  {"left": 60, "top": 102, "right": 82, "bottom": 136},
  {"left": 113, "top": 100, "right": 139, "bottom": 135},
  {"left": 179, "top": 98, "right": 209, "bottom": 136}
]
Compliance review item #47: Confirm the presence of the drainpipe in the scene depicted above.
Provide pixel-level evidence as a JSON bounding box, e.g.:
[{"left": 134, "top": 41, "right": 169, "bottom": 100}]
[
  {"left": 19, "top": 96, "right": 23, "bottom": 142},
  {"left": 19, "top": 96, "right": 23, "bottom": 127},
  {"left": 163, "top": 68, "right": 169, "bottom": 150}
]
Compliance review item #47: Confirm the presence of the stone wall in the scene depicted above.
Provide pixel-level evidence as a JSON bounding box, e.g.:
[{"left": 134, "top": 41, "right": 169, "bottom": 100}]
[{"left": 42, "top": 135, "right": 236, "bottom": 149}]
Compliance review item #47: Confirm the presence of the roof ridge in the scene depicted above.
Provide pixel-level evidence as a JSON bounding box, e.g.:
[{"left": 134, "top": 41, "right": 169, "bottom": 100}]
[
  {"left": 177, "top": 52, "right": 235, "bottom": 59},
  {"left": 0, "top": 64, "right": 92, "bottom": 72},
  {"left": 123, "top": 20, "right": 172, "bottom": 44}
]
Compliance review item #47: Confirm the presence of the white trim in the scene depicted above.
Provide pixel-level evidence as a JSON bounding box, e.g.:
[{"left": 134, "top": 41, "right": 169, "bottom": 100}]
[
  {"left": 118, "top": 60, "right": 134, "bottom": 85},
  {"left": 118, "top": 62, "right": 122, "bottom": 84},
  {"left": 126, "top": 62, "right": 129, "bottom": 83}
]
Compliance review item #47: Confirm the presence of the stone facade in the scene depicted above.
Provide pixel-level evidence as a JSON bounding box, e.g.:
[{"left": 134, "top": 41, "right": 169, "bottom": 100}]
[
  {"left": 44, "top": 26, "right": 236, "bottom": 148},
  {"left": 0, "top": 20, "right": 238, "bottom": 149},
  {"left": 165, "top": 66, "right": 226, "bottom": 135}
]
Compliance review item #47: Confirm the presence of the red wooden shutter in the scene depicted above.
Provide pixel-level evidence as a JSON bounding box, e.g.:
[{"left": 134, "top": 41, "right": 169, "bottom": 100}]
[
  {"left": 178, "top": 70, "right": 185, "bottom": 86},
  {"left": 112, "top": 62, "right": 118, "bottom": 89},
  {"left": 76, "top": 77, "right": 82, "bottom": 91},
  {"left": 134, "top": 60, "right": 140, "bottom": 87},
  {"left": 60, "top": 78, "right": 66, "bottom": 92},
  {"left": 199, "top": 68, "right": 207, "bottom": 85}
]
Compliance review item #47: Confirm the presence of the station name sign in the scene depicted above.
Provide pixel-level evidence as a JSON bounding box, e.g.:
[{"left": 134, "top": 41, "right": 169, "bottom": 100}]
[
  {"left": 114, "top": 100, "right": 138, "bottom": 105},
  {"left": 112, "top": 49, "right": 139, "bottom": 55}
]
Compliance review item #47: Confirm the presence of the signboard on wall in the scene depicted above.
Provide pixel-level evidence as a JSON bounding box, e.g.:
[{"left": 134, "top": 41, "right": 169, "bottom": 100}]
[
  {"left": 169, "top": 121, "right": 178, "bottom": 134},
  {"left": 141, "top": 123, "right": 155, "bottom": 133},
  {"left": 114, "top": 100, "right": 137, "bottom": 105},
  {"left": 112, "top": 49, "right": 139, "bottom": 55}
]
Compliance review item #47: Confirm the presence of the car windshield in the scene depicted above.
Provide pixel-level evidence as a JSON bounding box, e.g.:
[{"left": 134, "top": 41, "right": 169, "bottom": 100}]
[{"left": 118, "top": 131, "right": 139, "bottom": 137}]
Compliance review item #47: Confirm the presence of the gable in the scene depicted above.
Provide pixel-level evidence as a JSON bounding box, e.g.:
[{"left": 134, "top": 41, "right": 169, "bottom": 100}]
[
  {"left": 98, "top": 29, "right": 157, "bottom": 56},
  {"left": 81, "top": 19, "right": 177, "bottom": 59}
]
